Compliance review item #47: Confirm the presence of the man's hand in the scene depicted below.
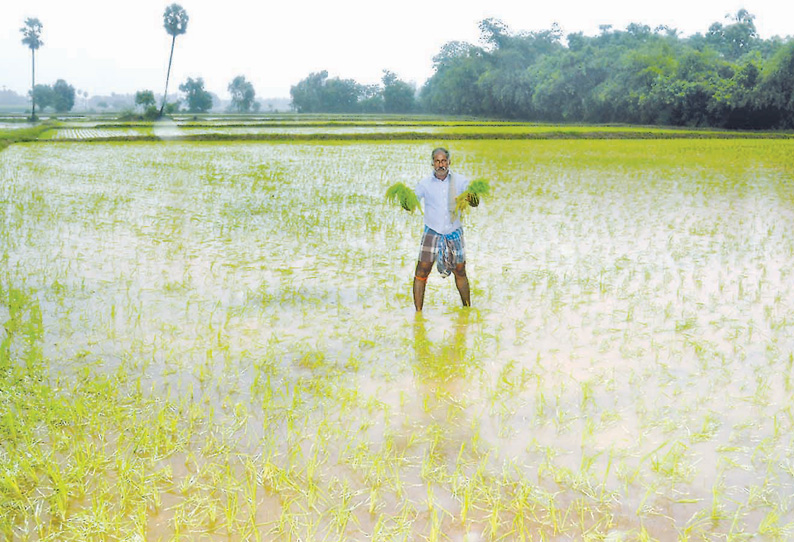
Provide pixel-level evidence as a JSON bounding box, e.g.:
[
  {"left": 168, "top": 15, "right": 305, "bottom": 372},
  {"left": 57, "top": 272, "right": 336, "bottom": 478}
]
[{"left": 455, "top": 191, "right": 479, "bottom": 213}]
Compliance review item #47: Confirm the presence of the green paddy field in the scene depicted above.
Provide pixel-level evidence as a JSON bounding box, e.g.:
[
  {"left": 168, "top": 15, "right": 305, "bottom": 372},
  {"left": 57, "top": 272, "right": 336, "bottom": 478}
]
[{"left": 2, "top": 116, "right": 794, "bottom": 540}]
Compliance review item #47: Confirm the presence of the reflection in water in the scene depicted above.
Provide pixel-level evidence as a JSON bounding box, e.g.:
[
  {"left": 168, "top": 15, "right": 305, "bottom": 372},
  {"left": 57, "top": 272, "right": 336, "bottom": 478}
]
[
  {"left": 152, "top": 117, "right": 180, "bottom": 139},
  {"left": 412, "top": 310, "right": 471, "bottom": 385},
  {"left": 408, "top": 309, "right": 475, "bottom": 449},
  {"left": 405, "top": 310, "right": 482, "bottom": 538}
]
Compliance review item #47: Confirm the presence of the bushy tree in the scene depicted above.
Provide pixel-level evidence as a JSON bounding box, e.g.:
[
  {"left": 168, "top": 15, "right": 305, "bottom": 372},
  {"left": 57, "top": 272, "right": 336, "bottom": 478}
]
[
  {"left": 135, "top": 90, "right": 156, "bottom": 109},
  {"left": 290, "top": 71, "right": 328, "bottom": 113},
  {"left": 420, "top": 42, "right": 489, "bottom": 115},
  {"left": 52, "top": 79, "right": 75, "bottom": 112},
  {"left": 27, "top": 81, "right": 76, "bottom": 114},
  {"left": 228, "top": 75, "right": 256, "bottom": 113},
  {"left": 179, "top": 77, "right": 213, "bottom": 113},
  {"left": 290, "top": 71, "right": 362, "bottom": 113},
  {"left": 31, "top": 84, "right": 54, "bottom": 112},
  {"left": 705, "top": 10, "right": 759, "bottom": 61},
  {"left": 321, "top": 77, "right": 361, "bottom": 112},
  {"left": 357, "top": 84, "right": 383, "bottom": 113},
  {"left": 757, "top": 42, "right": 794, "bottom": 127},
  {"left": 382, "top": 71, "right": 416, "bottom": 113},
  {"left": 135, "top": 90, "right": 158, "bottom": 119}
]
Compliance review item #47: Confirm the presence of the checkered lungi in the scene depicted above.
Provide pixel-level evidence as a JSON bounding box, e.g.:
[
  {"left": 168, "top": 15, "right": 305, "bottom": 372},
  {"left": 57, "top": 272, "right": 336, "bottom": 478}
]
[{"left": 418, "top": 226, "right": 465, "bottom": 278}]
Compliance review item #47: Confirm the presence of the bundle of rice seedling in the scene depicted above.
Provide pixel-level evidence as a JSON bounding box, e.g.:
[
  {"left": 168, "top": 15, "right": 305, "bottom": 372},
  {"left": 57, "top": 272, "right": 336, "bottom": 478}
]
[
  {"left": 455, "top": 178, "right": 491, "bottom": 213},
  {"left": 386, "top": 182, "right": 422, "bottom": 213}
]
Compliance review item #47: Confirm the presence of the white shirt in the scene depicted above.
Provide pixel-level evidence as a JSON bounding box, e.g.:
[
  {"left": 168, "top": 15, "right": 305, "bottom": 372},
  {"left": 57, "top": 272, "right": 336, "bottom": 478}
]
[{"left": 414, "top": 170, "right": 470, "bottom": 235}]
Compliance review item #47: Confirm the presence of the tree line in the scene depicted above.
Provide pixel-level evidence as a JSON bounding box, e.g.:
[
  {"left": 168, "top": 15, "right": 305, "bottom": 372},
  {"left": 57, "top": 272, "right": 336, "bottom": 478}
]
[
  {"left": 19, "top": 8, "right": 794, "bottom": 126},
  {"left": 132, "top": 75, "right": 257, "bottom": 119},
  {"left": 291, "top": 11, "right": 794, "bottom": 128},
  {"left": 290, "top": 70, "right": 418, "bottom": 114}
]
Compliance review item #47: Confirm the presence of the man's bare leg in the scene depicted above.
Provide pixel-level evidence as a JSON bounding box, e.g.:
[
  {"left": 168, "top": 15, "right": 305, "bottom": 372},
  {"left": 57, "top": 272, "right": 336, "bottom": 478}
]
[
  {"left": 413, "top": 261, "right": 433, "bottom": 311},
  {"left": 453, "top": 263, "right": 471, "bottom": 307}
]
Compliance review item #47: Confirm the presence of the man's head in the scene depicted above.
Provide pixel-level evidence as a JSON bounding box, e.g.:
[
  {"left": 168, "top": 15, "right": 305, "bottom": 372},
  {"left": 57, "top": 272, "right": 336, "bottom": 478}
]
[{"left": 431, "top": 147, "right": 450, "bottom": 179}]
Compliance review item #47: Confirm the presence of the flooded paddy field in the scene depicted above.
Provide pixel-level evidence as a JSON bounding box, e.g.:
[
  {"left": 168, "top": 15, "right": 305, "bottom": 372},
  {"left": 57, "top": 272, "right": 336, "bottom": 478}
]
[
  {"left": 2, "top": 136, "right": 794, "bottom": 540},
  {"left": 37, "top": 115, "right": 774, "bottom": 142}
]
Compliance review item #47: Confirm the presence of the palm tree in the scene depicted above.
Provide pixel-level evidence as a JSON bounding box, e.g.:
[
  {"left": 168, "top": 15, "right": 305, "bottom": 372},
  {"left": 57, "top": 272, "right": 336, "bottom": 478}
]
[
  {"left": 20, "top": 18, "right": 43, "bottom": 121},
  {"left": 160, "top": 4, "right": 189, "bottom": 117}
]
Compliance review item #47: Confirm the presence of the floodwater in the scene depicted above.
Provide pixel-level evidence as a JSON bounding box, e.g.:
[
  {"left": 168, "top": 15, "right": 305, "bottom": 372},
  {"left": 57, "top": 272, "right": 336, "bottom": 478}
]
[{"left": 2, "top": 138, "right": 794, "bottom": 539}]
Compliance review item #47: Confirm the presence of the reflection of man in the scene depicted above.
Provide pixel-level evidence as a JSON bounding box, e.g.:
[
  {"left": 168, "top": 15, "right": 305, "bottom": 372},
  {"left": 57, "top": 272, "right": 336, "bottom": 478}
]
[
  {"left": 412, "top": 148, "right": 479, "bottom": 311},
  {"left": 413, "top": 312, "right": 470, "bottom": 379},
  {"left": 411, "top": 312, "right": 471, "bottom": 426}
]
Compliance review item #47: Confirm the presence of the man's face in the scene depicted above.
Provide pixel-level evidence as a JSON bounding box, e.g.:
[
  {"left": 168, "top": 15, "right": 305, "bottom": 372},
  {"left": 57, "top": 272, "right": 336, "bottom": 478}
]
[{"left": 433, "top": 152, "right": 449, "bottom": 179}]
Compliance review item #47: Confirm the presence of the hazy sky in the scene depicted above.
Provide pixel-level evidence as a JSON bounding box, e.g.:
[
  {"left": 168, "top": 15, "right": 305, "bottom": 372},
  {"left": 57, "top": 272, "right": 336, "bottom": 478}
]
[{"left": 3, "top": 0, "right": 793, "bottom": 100}]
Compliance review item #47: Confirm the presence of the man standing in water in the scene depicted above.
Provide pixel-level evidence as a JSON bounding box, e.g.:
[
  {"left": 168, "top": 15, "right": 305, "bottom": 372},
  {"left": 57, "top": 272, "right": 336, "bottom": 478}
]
[{"left": 412, "top": 147, "right": 478, "bottom": 311}]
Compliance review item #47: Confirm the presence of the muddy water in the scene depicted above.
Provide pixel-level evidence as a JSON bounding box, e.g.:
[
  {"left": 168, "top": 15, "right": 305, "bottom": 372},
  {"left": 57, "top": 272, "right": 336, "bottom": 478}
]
[{"left": 3, "top": 139, "right": 794, "bottom": 539}]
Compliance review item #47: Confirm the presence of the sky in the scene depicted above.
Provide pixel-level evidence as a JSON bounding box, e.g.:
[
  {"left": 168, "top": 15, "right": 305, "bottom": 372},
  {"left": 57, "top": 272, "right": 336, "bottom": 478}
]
[{"left": 3, "top": 0, "right": 794, "bottom": 100}]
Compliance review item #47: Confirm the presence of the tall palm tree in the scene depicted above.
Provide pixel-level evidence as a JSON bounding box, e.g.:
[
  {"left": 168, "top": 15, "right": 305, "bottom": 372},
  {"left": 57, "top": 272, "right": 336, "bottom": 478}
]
[
  {"left": 20, "top": 18, "right": 43, "bottom": 121},
  {"left": 160, "top": 3, "right": 189, "bottom": 117}
]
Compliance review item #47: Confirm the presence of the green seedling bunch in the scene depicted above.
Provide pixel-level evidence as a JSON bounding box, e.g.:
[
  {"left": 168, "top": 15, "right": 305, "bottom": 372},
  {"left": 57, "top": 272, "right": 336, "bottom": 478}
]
[
  {"left": 455, "top": 178, "right": 490, "bottom": 214},
  {"left": 386, "top": 182, "right": 422, "bottom": 213}
]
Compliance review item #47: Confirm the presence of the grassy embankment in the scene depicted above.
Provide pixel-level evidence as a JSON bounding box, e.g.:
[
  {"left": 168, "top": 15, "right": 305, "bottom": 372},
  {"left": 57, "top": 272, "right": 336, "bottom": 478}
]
[{"left": 0, "top": 124, "right": 53, "bottom": 151}]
